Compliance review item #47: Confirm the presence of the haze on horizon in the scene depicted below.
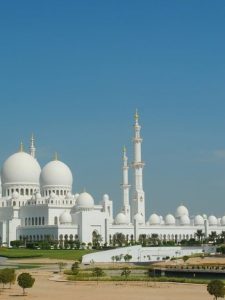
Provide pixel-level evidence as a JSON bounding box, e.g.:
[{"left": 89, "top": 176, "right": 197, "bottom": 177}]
[{"left": 0, "top": 1, "right": 224, "bottom": 217}]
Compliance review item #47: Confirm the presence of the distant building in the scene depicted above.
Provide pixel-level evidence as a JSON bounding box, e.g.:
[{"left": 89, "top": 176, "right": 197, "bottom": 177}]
[{"left": 0, "top": 112, "right": 223, "bottom": 246}]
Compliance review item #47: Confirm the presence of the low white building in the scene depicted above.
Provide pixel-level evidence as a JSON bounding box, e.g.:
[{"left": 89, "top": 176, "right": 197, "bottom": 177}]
[{"left": 0, "top": 112, "right": 224, "bottom": 246}]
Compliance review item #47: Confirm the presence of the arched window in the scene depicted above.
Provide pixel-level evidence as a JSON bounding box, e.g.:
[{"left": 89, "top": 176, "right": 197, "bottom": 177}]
[
  {"left": 32, "top": 217, "right": 34, "bottom": 225},
  {"left": 30, "top": 189, "right": 33, "bottom": 195},
  {"left": 21, "top": 189, "right": 24, "bottom": 195},
  {"left": 25, "top": 218, "right": 27, "bottom": 226},
  {"left": 39, "top": 217, "right": 41, "bottom": 225},
  {"left": 42, "top": 217, "right": 45, "bottom": 225},
  {"left": 28, "top": 218, "right": 31, "bottom": 225},
  {"left": 35, "top": 217, "right": 38, "bottom": 225},
  {"left": 54, "top": 217, "right": 58, "bottom": 225},
  {"left": 26, "top": 189, "right": 29, "bottom": 196}
]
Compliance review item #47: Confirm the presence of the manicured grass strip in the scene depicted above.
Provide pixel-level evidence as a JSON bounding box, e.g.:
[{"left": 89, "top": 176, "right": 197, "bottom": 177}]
[{"left": 0, "top": 248, "right": 95, "bottom": 261}]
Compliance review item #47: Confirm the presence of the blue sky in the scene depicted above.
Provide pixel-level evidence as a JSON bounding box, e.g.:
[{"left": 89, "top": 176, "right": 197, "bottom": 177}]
[{"left": 0, "top": 1, "right": 225, "bottom": 217}]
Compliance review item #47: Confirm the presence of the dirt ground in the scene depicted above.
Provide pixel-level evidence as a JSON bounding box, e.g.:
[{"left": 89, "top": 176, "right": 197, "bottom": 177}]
[
  {"left": 0, "top": 270, "right": 211, "bottom": 300},
  {"left": 1, "top": 256, "right": 224, "bottom": 299}
]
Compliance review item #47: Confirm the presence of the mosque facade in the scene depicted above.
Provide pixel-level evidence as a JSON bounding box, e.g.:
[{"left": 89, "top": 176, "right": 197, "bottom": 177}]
[{"left": 0, "top": 112, "right": 224, "bottom": 247}]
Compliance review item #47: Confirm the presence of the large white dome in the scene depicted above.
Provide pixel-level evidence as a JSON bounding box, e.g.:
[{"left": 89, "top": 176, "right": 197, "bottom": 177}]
[
  {"left": 115, "top": 212, "right": 127, "bottom": 225},
  {"left": 149, "top": 213, "right": 160, "bottom": 225},
  {"left": 179, "top": 215, "right": 190, "bottom": 226},
  {"left": 1, "top": 152, "right": 41, "bottom": 185},
  {"left": 175, "top": 205, "right": 189, "bottom": 218},
  {"left": 165, "top": 214, "right": 176, "bottom": 225},
  {"left": 220, "top": 216, "right": 225, "bottom": 226},
  {"left": 208, "top": 215, "right": 217, "bottom": 226},
  {"left": 59, "top": 211, "right": 72, "bottom": 224},
  {"left": 76, "top": 192, "right": 94, "bottom": 208},
  {"left": 194, "top": 215, "right": 204, "bottom": 226},
  {"left": 40, "top": 160, "right": 73, "bottom": 188}
]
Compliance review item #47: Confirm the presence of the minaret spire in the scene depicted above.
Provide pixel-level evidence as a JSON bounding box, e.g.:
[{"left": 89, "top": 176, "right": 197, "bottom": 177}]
[
  {"left": 30, "top": 133, "right": 36, "bottom": 158},
  {"left": 121, "top": 146, "right": 131, "bottom": 223},
  {"left": 131, "top": 110, "right": 145, "bottom": 222}
]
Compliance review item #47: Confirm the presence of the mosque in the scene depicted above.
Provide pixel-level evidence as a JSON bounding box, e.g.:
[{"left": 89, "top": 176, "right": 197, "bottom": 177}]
[{"left": 0, "top": 111, "right": 224, "bottom": 247}]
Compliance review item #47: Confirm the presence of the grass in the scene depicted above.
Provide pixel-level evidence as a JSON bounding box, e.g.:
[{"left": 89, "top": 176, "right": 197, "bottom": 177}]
[{"left": 0, "top": 248, "right": 95, "bottom": 261}]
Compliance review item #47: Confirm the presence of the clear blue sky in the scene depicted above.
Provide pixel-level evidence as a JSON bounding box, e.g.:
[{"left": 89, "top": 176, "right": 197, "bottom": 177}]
[{"left": 0, "top": 1, "right": 225, "bottom": 217}]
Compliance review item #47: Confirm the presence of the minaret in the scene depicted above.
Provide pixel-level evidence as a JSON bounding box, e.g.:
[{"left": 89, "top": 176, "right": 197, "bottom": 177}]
[
  {"left": 121, "top": 146, "right": 131, "bottom": 223},
  {"left": 30, "top": 134, "right": 36, "bottom": 158},
  {"left": 131, "top": 110, "right": 145, "bottom": 222}
]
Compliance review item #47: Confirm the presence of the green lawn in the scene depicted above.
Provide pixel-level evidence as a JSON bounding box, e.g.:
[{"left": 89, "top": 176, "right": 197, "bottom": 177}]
[{"left": 0, "top": 248, "right": 95, "bottom": 261}]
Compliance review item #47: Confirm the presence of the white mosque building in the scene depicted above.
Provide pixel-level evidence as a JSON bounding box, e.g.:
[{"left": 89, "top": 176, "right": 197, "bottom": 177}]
[{"left": 0, "top": 112, "right": 224, "bottom": 247}]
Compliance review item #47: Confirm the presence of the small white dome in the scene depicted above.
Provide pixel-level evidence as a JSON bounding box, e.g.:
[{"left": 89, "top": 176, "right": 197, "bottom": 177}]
[
  {"left": 194, "top": 215, "right": 204, "bottom": 226},
  {"left": 115, "top": 212, "right": 127, "bottom": 225},
  {"left": 134, "top": 213, "right": 144, "bottom": 224},
  {"left": 74, "top": 193, "right": 79, "bottom": 200},
  {"left": 76, "top": 192, "right": 94, "bottom": 208},
  {"left": 59, "top": 211, "right": 72, "bottom": 224},
  {"left": 1, "top": 152, "right": 41, "bottom": 185},
  {"left": 208, "top": 215, "right": 217, "bottom": 226},
  {"left": 175, "top": 205, "right": 189, "bottom": 218},
  {"left": 149, "top": 213, "right": 160, "bottom": 225},
  {"left": 165, "top": 214, "right": 176, "bottom": 225},
  {"left": 221, "top": 216, "right": 225, "bottom": 226},
  {"left": 179, "top": 215, "right": 190, "bottom": 226},
  {"left": 103, "top": 194, "right": 109, "bottom": 201},
  {"left": 40, "top": 160, "right": 73, "bottom": 188}
]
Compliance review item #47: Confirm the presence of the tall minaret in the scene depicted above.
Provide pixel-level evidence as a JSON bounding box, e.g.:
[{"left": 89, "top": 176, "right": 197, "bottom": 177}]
[
  {"left": 131, "top": 110, "right": 145, "bottom": 222},
  {"left": 30, "top": 134, "right": 36, "bottom": 158},
  {"left": 121, "top": 146, "right": 131, "bottom": 223}
]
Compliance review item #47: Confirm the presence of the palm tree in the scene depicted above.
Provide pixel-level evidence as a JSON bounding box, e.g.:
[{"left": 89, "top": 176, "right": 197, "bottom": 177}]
[
  {"left": 121, "top": 267, "right": 131, "bottom": 284},
  {"left": 114, "top": 233, "right": 126, "bottom": 247},
  {"left": 209, "top": 231, "right": 218, "bottom": 243},
  {"left": 195, "top": 229, "right": 205, "bottom": 242},
  {"left": 220, "top": 231, "right": 225, "bottom": 244}
]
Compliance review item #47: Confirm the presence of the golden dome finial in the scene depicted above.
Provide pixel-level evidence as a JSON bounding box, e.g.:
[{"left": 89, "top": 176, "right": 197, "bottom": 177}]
[
  {"left": 19, "top": 141, "right": 24, "bottom": 152},
  {"left": 134, "top": 109, "right": 139, "bottom": 121},
  {"left": 54, "top": 152, "right": 58, "bottom": 161}
]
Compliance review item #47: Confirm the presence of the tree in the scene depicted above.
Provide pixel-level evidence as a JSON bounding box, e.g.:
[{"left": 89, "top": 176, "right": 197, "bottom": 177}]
[
  {"left": 113, "top": 233, "right": 126, "bottom": 247},
  {"left": 124, "top": 254, "right": 132, "bottom": 262},
  {"left": 71, "top": 261, "right": 80, "bottom": 275},
  {"left": 209, "top": 231, "right": 218, "bottom": 244},
  {"left": 0, "top": 268, "right": 16, "bottom": 288},
  {"left": 17, "top": 273, "right": 35, "bottom": 295},
  {"left": 92, "top": 267, "right": 104, "bottom": 284},
  {"left": 207, "top": 280, "right": 225, "bottom": 300},
  {"left": 121, "top": 267, "right": 131, "bottom": 284},
  {"left": 182, "top": 256, "right": 189, "bottom": 263},
  {"left": 195, "top": 229, "right": 205, "bottom": 242}
]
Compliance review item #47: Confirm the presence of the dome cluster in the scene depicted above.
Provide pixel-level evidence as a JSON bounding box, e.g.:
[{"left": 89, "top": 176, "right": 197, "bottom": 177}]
[{"left": 0, "top": 148, "right": 73, "bottom": 198}]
